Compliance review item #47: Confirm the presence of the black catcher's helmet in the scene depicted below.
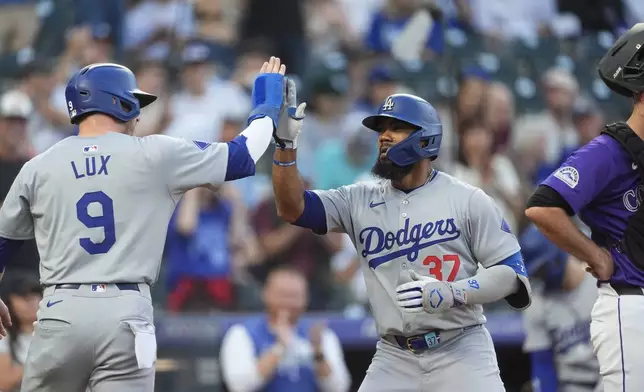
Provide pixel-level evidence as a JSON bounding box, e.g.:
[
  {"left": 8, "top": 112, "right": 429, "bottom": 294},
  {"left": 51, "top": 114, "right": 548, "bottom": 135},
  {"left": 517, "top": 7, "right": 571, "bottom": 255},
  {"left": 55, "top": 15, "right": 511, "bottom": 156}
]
[{"left": 598, "top": 23, "right": 644, "bottom": 97}]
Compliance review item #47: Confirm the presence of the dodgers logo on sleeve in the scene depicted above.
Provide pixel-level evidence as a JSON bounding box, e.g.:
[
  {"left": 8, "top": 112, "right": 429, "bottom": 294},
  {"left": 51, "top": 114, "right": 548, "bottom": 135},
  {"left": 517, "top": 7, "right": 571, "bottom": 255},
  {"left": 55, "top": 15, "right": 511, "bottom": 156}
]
[
  {"left": 553, "top": 166, "right": 579, "bottom": 189},
  {"left": 501, "top": 218, "right": 512, "bottom": 234},
  {"left": 193, "top": 140, "right": 211, "bottom": 150}
]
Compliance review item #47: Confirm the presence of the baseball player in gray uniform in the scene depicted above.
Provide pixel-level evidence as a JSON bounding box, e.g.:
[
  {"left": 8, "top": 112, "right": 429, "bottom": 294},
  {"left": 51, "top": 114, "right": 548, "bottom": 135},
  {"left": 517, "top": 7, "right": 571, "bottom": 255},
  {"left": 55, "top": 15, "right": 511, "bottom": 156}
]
[
  {"left": 269, "top": 87, "right": 532, "bottom": 390},
  {"left": 520, "top": 224, "right": 601, "bottom": 392},
  {"left": 0, "top": 57, "right": 288, "bottom": 392}
]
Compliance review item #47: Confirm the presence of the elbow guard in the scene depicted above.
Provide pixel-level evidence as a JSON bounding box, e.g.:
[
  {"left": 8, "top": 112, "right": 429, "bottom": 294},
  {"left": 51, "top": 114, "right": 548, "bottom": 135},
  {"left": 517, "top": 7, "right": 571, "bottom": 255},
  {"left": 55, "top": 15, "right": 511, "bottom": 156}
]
[{"left": 499, "top": 252, "right": 532, "bottom": 310}]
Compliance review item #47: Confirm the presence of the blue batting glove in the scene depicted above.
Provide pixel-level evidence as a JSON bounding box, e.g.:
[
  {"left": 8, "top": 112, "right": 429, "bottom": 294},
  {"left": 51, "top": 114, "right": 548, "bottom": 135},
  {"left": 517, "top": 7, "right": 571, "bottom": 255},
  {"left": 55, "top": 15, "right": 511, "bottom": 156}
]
[{"left": 248, "top": 73, "right": 285, "bottom": 129}]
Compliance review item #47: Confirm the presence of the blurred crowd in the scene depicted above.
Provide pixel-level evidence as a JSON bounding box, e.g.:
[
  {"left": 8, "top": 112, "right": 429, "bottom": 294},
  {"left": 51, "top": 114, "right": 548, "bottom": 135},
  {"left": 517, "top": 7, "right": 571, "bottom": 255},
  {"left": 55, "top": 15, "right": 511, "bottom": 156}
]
[{"left": 0, "top": 0, "right": 636, "bottom": 316}]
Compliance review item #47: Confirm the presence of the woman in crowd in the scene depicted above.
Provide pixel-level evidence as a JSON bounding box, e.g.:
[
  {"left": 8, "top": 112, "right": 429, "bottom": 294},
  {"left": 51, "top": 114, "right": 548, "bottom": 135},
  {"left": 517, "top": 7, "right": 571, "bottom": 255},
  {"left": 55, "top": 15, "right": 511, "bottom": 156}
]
[
  {"left": 451, "top": 120, "right": 524, "bottom": 233},
  {"left": 0, "top": 272, "right": 42, "bottom": 392}
]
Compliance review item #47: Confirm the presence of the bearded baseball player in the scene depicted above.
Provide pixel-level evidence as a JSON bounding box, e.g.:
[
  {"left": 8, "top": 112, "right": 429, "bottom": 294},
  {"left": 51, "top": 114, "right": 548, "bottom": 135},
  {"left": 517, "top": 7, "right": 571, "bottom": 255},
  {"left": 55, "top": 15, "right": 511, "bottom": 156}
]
[
  {"left": 270, "top": 84, "right": 532, "bottom": 391},
  {"left": 519, "top": 224, "right": 600, "bottom": 392},
  {"left": 526, "top": 23, "right": 644, "bottom": 392},
  {"left": 0, "top": 56, "right": 287, "bottom": 392}
]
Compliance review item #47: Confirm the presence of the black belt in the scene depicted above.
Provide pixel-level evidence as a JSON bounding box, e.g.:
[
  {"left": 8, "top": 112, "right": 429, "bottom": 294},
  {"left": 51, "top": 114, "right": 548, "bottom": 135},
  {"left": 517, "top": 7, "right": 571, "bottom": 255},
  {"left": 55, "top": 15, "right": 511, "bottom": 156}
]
[
  {"left": 385, "top": 324, "right": 481, "bottom": 353},
  {"left": 607, "top": 283, "right": 644, "bottom": 296},
  {"left": 54, "top": 283, "right": 140, "bottom": 292}
]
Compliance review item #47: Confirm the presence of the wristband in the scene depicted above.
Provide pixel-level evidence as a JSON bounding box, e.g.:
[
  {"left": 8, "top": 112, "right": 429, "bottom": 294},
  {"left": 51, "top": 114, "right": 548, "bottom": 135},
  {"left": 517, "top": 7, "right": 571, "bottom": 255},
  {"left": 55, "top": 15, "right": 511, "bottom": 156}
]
[
  {"left": 450, "top": 285, "right": 467, "bottom": 306},
  {"left": 273, "top": 159, "right": 296, "bottom": 167}
]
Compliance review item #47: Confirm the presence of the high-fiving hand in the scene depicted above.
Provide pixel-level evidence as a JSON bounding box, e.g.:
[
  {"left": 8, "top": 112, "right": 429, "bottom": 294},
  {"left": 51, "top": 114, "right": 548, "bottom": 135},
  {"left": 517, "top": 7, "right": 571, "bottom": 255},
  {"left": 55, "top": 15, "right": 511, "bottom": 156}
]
[
  {"left": 274, "top": 78, "right": 306, "bottom": 149},
  {"left": 248, "top": 57, "right": 287, "bottom": 130}
]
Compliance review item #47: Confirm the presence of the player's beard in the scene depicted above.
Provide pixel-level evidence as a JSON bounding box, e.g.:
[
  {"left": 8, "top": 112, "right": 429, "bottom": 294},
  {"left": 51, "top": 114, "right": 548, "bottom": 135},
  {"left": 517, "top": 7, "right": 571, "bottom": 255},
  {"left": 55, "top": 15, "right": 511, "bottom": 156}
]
[{"left": 371, "top": 156, "right": 415, "bottom": 182}]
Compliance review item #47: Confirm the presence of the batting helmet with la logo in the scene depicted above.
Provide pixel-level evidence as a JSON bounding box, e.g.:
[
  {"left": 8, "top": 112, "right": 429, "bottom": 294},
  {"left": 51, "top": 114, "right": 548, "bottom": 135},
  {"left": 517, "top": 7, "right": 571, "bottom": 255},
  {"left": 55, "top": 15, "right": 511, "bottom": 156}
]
[
  {"left": 382, "top": 96, "right": 395, "bottom": 111},
  {"left": 362, "top": 93, "right": 443, "bottom": 166}
]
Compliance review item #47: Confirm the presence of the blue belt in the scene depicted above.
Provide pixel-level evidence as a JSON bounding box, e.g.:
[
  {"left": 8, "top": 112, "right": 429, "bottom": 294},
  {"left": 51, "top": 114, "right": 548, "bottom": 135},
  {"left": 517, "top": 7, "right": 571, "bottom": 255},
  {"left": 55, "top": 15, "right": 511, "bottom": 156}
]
[{"left": 54, "top": 283, "right": 140, "bottom": 292}]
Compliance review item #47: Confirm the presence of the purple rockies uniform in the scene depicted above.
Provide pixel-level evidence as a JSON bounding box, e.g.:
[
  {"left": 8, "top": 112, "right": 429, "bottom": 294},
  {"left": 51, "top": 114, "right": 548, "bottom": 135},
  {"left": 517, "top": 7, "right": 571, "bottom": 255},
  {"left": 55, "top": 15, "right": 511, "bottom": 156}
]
[{"left": 542, "top": 134, "right": 644, "bottom": 286}]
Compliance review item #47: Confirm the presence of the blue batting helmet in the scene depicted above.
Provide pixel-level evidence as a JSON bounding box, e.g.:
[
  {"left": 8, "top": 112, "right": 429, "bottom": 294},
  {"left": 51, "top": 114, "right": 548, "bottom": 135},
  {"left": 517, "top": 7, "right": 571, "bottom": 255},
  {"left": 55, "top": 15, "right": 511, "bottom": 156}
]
[
  {"left": 362, "top": 94, "right": 442, "bottom": 166},
  {"left": 519, "top": 224, "right": 569, "bottom": 289},
  {"left": 64, "top": 63, "right": 157, "bottom": 124}
]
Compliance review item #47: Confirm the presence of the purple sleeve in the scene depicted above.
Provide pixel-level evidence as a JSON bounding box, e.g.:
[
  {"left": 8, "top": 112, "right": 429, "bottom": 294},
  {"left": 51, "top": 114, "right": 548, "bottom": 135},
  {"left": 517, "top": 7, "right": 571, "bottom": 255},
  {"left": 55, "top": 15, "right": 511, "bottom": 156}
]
[{"left": 541, "top": 140, "right": 615, "bottom": 214}]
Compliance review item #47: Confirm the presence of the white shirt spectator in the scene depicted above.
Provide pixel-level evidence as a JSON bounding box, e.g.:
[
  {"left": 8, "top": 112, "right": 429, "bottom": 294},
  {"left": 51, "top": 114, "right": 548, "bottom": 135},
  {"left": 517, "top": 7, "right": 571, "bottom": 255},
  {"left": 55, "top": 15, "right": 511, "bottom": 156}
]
[
  {"left": 451, "top": 155, "right": 522, "bottom": 233},
  {"left": 336, "top": 0, "right": 385, "bottom": 37},
  {"left": 164, "top": 89, "right": 223, "bottom": 142},
  {"left": 470, "top": 0, "right": 557, "bottom": 41},
  {"left": 220, "top": 324, "right": 351, "bottom": 392},
  {"left": 331, "top": 234, "right": 368, "bottom": 305},
  {"left": 123, "top": 0, "right": 195, "bottom": 49}
]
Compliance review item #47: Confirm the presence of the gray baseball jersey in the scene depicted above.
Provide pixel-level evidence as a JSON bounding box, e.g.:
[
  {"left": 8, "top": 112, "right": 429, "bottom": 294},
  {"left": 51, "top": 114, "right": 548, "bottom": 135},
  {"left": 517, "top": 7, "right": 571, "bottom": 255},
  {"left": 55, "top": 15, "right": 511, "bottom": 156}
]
[
  {"left": 523, "top": 275, "right": 600, "bottom": 392},
  {"left": 0, "top": 132, "right": 229, "bottom": 285},
  {"left": 313, "top": 171, "right": 522, "bottom": 336}
]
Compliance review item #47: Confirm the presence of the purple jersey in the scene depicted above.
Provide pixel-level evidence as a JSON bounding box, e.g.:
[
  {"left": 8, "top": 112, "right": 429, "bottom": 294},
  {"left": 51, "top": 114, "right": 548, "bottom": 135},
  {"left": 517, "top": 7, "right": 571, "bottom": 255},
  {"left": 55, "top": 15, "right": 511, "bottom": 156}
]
[{"left": 542, "top": 134, "right": 644, "bottom": 286}]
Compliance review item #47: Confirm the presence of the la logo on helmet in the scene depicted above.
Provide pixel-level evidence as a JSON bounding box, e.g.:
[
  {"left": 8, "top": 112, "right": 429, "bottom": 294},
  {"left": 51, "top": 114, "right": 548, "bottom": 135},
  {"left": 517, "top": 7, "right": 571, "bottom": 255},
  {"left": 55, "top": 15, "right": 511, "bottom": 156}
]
[{"left": 382, "top": 96, "right": 395, "bottom": 111}]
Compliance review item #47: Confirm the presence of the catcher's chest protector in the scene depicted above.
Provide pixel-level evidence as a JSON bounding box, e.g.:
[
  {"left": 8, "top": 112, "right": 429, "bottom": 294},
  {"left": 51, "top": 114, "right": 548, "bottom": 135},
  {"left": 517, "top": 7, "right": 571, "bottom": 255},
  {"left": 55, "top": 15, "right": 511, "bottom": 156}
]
[{"left": 602, "top": 122, "right": 644, "bottom": 270}]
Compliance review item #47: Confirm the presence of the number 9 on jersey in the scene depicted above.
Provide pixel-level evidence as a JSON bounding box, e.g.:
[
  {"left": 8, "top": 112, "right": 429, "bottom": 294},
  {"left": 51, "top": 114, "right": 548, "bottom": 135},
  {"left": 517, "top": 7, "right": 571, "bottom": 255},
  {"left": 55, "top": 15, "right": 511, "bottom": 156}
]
[{"left": 76, "top": 191, "right": 116, "bottom": 255}]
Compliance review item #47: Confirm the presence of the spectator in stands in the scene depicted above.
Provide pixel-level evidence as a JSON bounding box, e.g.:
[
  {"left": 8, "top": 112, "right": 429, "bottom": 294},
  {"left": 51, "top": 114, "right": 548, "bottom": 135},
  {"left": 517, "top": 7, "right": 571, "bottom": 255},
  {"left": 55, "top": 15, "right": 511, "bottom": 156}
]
[
  {"left": 18, "top": 58, "right": 72, "bottom": 154},
  {"left": 164, "top": 41, "right": 223, "bottom": 142},
  {"left": 305, "top": 0, "right": 359, "bottom": 59},
  {"left": 469, "top": 0, "right": 557, "bottom": 42},
  {"left": 314, "top": 126, "right": 376, "bottom": 190},
  {"left": 433, "top": 0, "right": 473, "bottom": 29},
  {"left": 165, "top": 187, "right": 260, "bottom": 312},
  {"left": 207, "top": 40, "right": 260, "bottom": 121},
  {"left": 0, "top": 272, "right": 42, "bottom": 392},
  {"left": 0, "top": 0, "right": 38, "bottom": 54},
  {"left": 558, "top": 0, "right": 624, "bottom": 33},
  {"left": 484, "top": 82, "right": 516, "bottom": 154},
  {"left": 331, "top": 234, "right": 369, "bottom": 316},
  {"left": 296, "top": 63, "right": 352, "bottom": 179},
  {"left": 572, "top": 96, "right": 604, "bottom": 146},
  {"left": 532, "top": 95, "right": 605, "bottom": 185},
  {"left": 0, "top": 90, "right": 39, "bottom": 273},
  {"left": 123, "top": 0, "right": 195, "bottom": 55},
  {"left": 251, "top": 181, "right": 343, "bottom": 311},
  {"left": 364, "top": 0, "right": 444, "bottom": 58},
  {"left": 337, "top": 0, "right": 385, "bottom": 39},
  {"left": 454, "top": 65, "right": 489, "bottom": 134},
  {"left": 514, "top": 67, "right": 580, "bottom": 185},
  {"left": 451, "top": 120, "right": 523, "bottom": 233},
  {"left": 240, "top": 0, "right": 308, "bottom": 76},
  {"left": 350, "top": 64, "right": 401, "bottom": 119},
  {"left": 132, "top": 60, "right": 172, "bottom": 137},
  {"left": 220, "top": 266, "right": 351, "bottom": 392},
  {"left": 193, "top": 0, "right": 240, "bottom": 47}
]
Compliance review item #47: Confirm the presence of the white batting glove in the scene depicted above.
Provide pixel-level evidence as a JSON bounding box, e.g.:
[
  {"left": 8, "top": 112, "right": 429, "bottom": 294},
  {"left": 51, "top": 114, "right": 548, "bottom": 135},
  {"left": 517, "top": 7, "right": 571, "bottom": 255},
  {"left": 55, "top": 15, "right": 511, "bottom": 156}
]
[
  {"left": 396, "top": 271, "right": 467, "bottom": 314},
  {"left": 275, "top": 77, "right": 306, "bottom": 149}
]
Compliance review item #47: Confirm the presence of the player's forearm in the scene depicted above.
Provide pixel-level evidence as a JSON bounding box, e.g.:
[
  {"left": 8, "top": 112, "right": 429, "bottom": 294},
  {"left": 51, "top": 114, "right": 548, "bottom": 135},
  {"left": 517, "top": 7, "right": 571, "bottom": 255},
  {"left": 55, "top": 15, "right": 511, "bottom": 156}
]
[
  {"left": 272, "top": 149, "right": 305, "bottom": 222},
  {"left": 239, "top": 117, "right": 274, "bottom": 163},
  {"left": 526, "top": 206, "right": 604, "bottom": 268},
  {"left": 451, "top": 264, "right": 519, "bottom": 305}
]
